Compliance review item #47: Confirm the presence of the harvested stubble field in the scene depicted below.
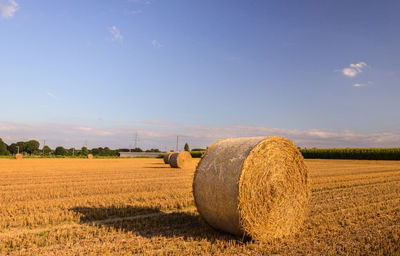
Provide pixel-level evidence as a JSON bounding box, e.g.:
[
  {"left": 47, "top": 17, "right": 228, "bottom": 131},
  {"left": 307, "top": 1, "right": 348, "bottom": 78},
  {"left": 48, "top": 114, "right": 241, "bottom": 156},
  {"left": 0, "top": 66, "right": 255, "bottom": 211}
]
[{"left": 0, "top": 158, "right": 399, "bottom": 255}]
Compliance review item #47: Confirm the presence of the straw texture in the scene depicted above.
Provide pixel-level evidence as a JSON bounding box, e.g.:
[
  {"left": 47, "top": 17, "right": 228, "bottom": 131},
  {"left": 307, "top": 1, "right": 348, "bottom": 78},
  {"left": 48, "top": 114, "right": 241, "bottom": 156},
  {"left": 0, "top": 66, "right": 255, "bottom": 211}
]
[
  {"left": 193, "top": 136, "right": 310, "bottom": 240},
  {"left": 169, "top": 151, "right": 192, "bottom": 168}
]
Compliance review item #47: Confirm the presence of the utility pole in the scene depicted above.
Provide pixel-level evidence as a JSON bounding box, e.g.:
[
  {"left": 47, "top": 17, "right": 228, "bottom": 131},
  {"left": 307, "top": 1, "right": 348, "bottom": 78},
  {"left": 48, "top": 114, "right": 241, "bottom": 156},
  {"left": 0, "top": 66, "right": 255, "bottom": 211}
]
[
  {"left": 176, "top": 136, "right": 179, "bottom": 152},
  {"left": 43, "top": 139, "right": 46, "bottom": 156},
  {"left": 17, "top": 146, "right": 19, "bottom": 154},
  {"left": 134, "top": 132, "right": 138, "bottom": 149}
]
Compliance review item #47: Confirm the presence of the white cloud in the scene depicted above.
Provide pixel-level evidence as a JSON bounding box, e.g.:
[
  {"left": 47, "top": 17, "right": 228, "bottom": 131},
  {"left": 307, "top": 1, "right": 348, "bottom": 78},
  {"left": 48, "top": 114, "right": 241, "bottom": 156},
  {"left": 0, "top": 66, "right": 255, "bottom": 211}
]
[
  {"left": 151, "top": 39, "right": 164, "bottom": 48},
  {"left": 353, "top": 83, "right": 367, "bottom": 87},
  {"left": 77, "top": 127, "right": 93, "bottom": 132},
  {"left": 0, "top": 0, "right": 19, "bottom": 19},
  {"left": 46, "top": 92, "right": 57, "bottom": 99},
  {"left": 110, "top": 26, "right": 123, "bottom": 42},
  {"left": 342, "top": 62, "right": 367, "bottom": 77}
]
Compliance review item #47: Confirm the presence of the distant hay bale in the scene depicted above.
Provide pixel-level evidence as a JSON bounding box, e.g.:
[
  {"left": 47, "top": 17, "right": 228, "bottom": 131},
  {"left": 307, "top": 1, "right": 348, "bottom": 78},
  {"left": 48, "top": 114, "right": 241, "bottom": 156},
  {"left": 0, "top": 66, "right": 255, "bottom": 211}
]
[
  {"left": 193, "top": 136, "right": 310, "bottom": 241},
  {"left": 15, "top": 154, "right": 22, "bottom": 160},
  {"left": 87, "top": 154, "right": 93, "bottom": 159},
  {"left": 169, "top": 151, "right": 192, "bottom": 168},
  {"left": 163, "top": 152, "right": 174, "bottom": 164}
]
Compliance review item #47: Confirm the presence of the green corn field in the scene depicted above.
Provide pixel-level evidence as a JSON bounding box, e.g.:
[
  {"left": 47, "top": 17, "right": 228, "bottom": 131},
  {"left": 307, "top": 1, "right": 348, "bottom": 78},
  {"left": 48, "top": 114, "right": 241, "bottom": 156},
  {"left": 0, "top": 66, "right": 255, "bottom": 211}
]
[{"left": 300, "top": 148, "right": 400, "bottom": 160}]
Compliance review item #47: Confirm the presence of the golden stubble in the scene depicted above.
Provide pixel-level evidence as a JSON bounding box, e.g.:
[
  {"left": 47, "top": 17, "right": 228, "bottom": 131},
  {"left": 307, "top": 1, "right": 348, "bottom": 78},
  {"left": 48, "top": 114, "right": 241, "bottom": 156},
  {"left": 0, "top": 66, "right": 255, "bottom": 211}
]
[{"left": 0, "top": 158, "right": 399, "bottom": 255}]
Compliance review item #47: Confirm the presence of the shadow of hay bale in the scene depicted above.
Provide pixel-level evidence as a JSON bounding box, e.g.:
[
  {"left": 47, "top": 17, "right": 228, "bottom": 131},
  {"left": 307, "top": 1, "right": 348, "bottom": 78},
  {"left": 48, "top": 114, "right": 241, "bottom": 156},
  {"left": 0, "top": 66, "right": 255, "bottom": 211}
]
[
  {"left": 142, "top": 160, "right": 198, "bottom": 170},
  {"left": 70, "top": 206, "right": 247, "bottom": 243}
]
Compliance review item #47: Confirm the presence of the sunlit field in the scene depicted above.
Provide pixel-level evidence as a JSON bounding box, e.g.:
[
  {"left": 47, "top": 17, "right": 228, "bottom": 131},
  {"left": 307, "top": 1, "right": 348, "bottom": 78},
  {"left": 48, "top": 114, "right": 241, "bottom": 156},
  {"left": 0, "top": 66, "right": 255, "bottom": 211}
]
[{"left": 1, "top": 158, "right": 399, "bottom": 255}]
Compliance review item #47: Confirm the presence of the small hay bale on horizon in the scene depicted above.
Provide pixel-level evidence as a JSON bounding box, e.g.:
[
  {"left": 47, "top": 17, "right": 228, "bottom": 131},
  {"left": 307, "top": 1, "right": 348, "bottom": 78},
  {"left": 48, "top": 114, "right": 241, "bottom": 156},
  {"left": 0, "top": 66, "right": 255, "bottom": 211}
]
[
  {"left": 169, "top": 151, "right": 192, "bottom": 168},
  {"left": 193, "top": 136, "right": 310, "bottom": 241},
  {"left": 15, "top": 154, "right": 23, "bottom": 160},
  {"left": 87, "top": 154, "right": 93, "bottom": 159},
  {"left": 163, "top": 152, "right": 174, "bottom": 164}
]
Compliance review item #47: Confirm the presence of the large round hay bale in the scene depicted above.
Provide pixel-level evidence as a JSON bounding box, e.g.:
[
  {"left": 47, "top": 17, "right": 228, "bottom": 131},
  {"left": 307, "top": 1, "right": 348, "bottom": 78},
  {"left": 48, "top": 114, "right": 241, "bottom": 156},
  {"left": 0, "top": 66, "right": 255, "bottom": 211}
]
[
  {"left": 163, "top": 152, "right": 174, "bottom": 164},
  {"left": 193, "top": 136, "right": 310, "bottom": 241},
  {"left": 169, "top": 151, "right": 192, "bottom": 168},
  {"left": 87, "top": 154, "right": 93, "bottom": 159},
  {"left": 15, "top": 154, "right": 22, "bottom": 160}
]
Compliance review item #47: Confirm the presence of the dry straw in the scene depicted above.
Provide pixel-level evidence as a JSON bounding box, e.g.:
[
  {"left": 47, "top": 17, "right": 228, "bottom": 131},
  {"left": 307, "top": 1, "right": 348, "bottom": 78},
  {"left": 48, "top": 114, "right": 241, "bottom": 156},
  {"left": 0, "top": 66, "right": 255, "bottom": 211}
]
[
  {"left": 163, "top": 152, "right": 174, "bottom": 164},
  {"left": 87, "top": 154, "right": 93, "bottom": 159},
  {"left": 193, "top": 136, "right": 310, "bottom": 241},
  {"left": 169, "top": 151, "right": 192, "bottom": 168},
  {"left": 15, "top": 154, "right": 23, "bottom": 160}
]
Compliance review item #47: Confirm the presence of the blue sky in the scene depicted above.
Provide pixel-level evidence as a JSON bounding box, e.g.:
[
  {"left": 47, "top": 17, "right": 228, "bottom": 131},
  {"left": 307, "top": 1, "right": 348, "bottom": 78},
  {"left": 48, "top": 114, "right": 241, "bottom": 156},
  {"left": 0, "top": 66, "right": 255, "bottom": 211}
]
[{"left": 1, "top": 0, "right": 400, "bottom": 149}]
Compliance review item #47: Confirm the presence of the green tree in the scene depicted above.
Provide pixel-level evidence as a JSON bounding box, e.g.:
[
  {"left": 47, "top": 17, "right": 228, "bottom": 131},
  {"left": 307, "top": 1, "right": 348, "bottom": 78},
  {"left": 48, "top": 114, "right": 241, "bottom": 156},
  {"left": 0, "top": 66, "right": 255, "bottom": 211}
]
[
  {"left": 16, "top": 141, "right": 26, "bottom": 154},
  {"left": 132, "top": 147, "right": 143, "bottom": 152},
  {"left": 54, "top": 146, "right": 66, "bottom": 156},
  {"left": 42, "top": 145, "right": 52, "bottom": 155},
  {"left": 91, "top": 148, "right": 100, "bottom": 155},
  {"left": 67, "top": 148, "right": 76, "bottom": 156},
  {"left": 184, "top": 143, "right": 190, "bottom": 152},
  {"left": 8, "top": 143, "right": 18, "bottom": 154},
  {"left": 0, "top": 138, "right": 10, "bottom": 155},
  {"left": 81, "top": 146, "right": 88, "bottom": 156},
  {"left": 25, "top": 140, "right": 40, "bottom": 155}
]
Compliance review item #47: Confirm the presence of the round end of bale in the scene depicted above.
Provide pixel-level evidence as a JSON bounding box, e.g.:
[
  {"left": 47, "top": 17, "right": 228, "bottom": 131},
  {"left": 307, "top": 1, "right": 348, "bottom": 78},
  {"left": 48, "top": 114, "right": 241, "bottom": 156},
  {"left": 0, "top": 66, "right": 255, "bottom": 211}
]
[
  {"left": 163, "top": 152, "right": 174, "bottom": 164},
  {"left": 193, "top": 136, "right": 310, "bottom": 241},
  {"left": 206, "top": 138, "right": 231, "bottom": 152},
  {"left": 87, "top": 154, "right": 93, "bottom": 159},
  {"left": 169, "top": 151, "right": 193, "bottom": 168},
  {"left": 15, "top": 154, "right": 23, "bottom": 160}
]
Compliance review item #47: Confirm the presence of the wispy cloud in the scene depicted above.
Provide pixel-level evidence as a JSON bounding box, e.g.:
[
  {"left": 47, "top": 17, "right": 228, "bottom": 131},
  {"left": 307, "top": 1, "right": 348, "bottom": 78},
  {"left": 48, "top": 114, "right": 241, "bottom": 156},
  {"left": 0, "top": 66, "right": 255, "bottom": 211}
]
[
  {"left": 46, "top": 92, "right": 57, "bottom": 99},
  {"left": 1, "top": 121, "right": 400, "bottom": 150},
  {"left": 0, "top": 0, "right": 19, "bottom": 19},
  {"left": 151, "top": 39, "right": 164, "bottom": 48},
  {"left": 131, "top": 9, "right": 143, "bottom": 14},
  {"left": 342, "top": 62, "right": 367, "bottom": 77},
  {"left": 353, "top": 83, "right": 366, "bottom": 87},
  {"left": 109, "top": 26, "right": 123, "bottom": 42},
  {"left": 129, "top": 0, "right": 152, "bottom": 4},
  {"left": 353, "top": 81, "right": 373, "bottom": 88},
  {"left": 144, "top": 120, "right": 180, "bottom": 126}
]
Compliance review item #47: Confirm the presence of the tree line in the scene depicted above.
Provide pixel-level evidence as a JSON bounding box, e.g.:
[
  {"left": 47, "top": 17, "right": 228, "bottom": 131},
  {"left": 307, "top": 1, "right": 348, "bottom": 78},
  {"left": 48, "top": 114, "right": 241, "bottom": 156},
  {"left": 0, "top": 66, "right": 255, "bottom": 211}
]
[{"left": 0, "top": 138, "right": 161, "bottom": 157}]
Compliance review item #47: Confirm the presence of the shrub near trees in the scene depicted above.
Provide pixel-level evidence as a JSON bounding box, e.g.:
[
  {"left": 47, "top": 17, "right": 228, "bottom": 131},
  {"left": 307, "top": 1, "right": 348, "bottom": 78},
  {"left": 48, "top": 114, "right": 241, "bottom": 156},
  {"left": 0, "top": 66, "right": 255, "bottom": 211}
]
[{"left": 90, "top": 147, "right": 118, "bottom": 157}]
